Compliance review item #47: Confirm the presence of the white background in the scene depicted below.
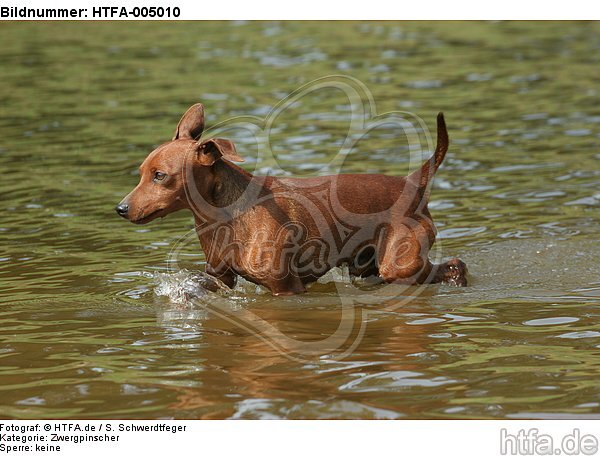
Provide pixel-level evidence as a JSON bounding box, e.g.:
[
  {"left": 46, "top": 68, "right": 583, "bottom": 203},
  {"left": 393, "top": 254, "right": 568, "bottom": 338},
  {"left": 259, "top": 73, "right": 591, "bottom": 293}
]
[
  {"left": 2, "top": 0, "right": 599, "bottom": 19},
  {"left": 1, "top": 420, "right": 600, "bottom": 455}
]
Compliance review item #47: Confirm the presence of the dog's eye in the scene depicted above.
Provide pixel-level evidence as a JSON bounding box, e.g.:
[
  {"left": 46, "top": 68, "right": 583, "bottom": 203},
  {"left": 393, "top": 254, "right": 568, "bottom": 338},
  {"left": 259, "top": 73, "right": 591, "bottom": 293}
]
[{"left": 153, "top": 171, "right": 167, "bottom": 182}]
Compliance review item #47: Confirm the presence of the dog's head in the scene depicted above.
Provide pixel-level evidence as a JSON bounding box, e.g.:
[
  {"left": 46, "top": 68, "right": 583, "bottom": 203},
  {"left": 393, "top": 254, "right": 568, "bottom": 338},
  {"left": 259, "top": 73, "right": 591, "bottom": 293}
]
[{"left": 116, "top": 103, "right": 244, "bottom": 224}]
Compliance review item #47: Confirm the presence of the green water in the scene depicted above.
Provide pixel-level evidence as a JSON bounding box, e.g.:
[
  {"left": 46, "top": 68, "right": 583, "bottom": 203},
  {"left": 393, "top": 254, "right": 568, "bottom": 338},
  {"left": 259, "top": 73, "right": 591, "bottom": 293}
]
[{"left": 0, "top": 21, "right": 599, "bottom": 419}]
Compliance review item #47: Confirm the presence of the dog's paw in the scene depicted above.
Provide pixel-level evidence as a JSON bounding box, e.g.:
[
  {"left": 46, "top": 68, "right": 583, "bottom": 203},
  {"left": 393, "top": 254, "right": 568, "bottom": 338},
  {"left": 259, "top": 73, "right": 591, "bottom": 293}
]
[{"left": 442, "top": 258, "right": 468, "bottom": 287}]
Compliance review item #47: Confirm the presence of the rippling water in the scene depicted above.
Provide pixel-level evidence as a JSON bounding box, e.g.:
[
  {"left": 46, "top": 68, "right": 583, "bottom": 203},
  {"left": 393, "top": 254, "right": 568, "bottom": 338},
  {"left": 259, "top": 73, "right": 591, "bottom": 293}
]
[{"left": 0, "top": 22, "right": 599, "bottom": 419}]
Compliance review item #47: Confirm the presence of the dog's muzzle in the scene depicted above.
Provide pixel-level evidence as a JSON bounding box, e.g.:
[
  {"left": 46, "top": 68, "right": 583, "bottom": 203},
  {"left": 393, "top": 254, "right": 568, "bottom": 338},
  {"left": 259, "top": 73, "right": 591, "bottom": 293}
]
[{"left": 115, "top": 203, "right": 129, "bottom": 218}]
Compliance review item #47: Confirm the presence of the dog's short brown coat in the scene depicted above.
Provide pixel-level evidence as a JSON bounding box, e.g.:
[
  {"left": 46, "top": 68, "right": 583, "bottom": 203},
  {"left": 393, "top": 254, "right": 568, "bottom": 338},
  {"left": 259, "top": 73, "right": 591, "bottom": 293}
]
[{"left": 117, "top": 103, "right": 467, "bottom": 295}]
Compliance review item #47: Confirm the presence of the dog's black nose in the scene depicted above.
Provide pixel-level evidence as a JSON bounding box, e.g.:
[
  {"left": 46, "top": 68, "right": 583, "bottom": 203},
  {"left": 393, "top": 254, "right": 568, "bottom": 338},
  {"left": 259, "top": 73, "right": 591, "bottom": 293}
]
[{"left": 115, "top": 203, "right": 129, "bottom": 217}]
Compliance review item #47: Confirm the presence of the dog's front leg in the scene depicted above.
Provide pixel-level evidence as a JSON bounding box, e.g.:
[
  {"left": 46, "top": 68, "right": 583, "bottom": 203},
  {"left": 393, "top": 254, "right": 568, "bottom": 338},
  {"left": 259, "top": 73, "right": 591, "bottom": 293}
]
[
  {"left": 266, "top": 276, "right": 307, "bottom": 296},
  {"left": 205, "top": 263, "right": 237, "bottom": 289}
]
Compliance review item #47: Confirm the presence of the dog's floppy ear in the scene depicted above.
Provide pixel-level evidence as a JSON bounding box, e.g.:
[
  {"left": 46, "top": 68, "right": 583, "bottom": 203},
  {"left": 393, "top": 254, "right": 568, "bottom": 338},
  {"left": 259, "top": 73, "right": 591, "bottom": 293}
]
[
  {"left": 173, "top": 103, "right": 205, "bottom": 140},
  {"left": 196, "top": 138, "right": 245, "bottom": 166}
]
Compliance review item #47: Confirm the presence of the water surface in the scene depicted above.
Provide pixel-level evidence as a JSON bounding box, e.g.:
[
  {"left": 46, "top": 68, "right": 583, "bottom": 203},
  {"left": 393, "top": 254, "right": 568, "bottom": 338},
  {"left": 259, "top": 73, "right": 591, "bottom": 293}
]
[{"left": 0, "top": 21, "right": 599, "bottom": 419}]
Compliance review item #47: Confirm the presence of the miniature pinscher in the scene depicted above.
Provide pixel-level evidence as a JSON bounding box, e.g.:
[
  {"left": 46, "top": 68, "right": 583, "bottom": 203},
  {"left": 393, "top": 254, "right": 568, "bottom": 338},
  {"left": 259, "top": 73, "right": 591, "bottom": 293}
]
[{"left": 116, "top": 103, "right": 467, "bottom": 295}]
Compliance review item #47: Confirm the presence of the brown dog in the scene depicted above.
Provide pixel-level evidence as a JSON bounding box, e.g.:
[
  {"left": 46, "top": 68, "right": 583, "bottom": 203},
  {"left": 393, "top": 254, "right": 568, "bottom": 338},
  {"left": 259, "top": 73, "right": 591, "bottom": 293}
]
[{"left": 116, "top": 103, "right": 467, "bottom": 295}]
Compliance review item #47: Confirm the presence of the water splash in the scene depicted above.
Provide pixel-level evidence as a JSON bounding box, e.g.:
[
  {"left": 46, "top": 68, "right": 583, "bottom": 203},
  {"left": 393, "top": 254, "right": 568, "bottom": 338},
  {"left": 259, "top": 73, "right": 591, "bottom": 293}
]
[{"left": 153, "top": 269, "right": 231, "bottom": 305}]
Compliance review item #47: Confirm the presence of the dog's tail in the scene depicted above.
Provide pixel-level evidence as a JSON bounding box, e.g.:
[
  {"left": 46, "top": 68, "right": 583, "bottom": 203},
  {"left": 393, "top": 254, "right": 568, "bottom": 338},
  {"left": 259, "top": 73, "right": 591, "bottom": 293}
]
[{"left": 409, "top": 112, "right": 449, "bottom": 190}]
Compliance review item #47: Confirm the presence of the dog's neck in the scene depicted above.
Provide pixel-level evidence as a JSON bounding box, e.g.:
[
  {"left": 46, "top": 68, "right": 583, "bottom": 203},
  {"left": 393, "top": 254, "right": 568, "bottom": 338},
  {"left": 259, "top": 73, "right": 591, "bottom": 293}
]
[
  {"left": 191, "top": 159, "right": 267, "bottom": 225},
  {"left": 212, "top": 160, "right": 253, "bottom": 208}
]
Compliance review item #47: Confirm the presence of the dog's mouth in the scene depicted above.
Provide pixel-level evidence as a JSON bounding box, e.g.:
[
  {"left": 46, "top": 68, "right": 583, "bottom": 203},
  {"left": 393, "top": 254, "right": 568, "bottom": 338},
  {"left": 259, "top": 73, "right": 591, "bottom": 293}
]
[{"left": 131, "top": 209, "right": 164, "bottom": 225}]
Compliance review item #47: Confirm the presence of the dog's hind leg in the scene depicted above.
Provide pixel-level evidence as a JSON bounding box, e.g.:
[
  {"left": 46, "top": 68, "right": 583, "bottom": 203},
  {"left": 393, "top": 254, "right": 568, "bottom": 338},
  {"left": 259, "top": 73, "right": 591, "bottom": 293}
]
[
  {"left": 375, "top": 218, "right": 468, "bottom": 287},
  {"left": 376, "top": 223, "right": 433, "bottom": 286},
  {"left": 377, "top": 229, "right": 468, "bottom": 287}
]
